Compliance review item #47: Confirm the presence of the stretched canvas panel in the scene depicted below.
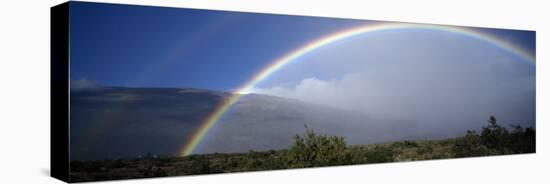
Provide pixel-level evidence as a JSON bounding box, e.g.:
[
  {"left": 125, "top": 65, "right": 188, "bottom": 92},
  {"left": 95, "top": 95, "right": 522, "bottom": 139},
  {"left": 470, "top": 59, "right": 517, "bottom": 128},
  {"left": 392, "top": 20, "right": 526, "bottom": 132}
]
[{"left": 51, "top": 1, "right": 536, "bottom": 182}]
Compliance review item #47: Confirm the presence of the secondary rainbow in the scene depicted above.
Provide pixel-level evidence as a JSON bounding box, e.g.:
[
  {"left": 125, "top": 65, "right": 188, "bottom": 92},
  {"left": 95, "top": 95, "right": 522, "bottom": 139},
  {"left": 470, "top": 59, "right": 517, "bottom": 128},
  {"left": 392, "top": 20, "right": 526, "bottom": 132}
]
[{"left": 180, "top": 22, "right": 535, "bottom": 156}]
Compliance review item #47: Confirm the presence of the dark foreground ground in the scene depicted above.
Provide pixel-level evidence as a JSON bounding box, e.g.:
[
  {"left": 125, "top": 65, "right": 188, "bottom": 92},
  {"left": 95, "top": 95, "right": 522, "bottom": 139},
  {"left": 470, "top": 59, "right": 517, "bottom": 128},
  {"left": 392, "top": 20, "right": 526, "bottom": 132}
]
[{"left": 69, "top": 117, "right": 535, "bottom": 182}]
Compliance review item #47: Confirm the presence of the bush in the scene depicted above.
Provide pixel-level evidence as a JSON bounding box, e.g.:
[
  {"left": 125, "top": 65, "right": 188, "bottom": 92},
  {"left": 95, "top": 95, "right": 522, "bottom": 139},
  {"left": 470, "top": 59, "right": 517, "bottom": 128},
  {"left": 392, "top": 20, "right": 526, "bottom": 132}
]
[
  {"left": 508, "top": 125, "right": 536, "bottom": 153},
  {"left": 365, "top": 146, "right": 394, "bottom": 163},
  {"left": 454, "top": 116, "right": 535, "bottom": 157},
  {"left": 287, "top": 128, "right": 351, "bottom": 168},
  {"left": 453, "top": 130, "right": 493, "bottom": 157},
  {"left": 481, "top": 116, "right": 510, "bottom": 152}
]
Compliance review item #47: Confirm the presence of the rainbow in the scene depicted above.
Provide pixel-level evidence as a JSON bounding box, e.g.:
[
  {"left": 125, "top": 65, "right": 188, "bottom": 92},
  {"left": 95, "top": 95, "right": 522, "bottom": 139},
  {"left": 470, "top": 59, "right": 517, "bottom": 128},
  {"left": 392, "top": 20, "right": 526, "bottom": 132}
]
[{"left": 180, "top": 22, "right": 535, "bottom": 156}]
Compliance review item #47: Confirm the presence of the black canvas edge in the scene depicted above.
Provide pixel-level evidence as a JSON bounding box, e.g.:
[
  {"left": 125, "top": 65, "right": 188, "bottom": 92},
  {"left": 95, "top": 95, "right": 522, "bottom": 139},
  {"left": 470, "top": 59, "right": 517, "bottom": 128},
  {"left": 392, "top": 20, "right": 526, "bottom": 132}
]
[{"left": 51, "top": 1, "right": 70, "bottom": 183}]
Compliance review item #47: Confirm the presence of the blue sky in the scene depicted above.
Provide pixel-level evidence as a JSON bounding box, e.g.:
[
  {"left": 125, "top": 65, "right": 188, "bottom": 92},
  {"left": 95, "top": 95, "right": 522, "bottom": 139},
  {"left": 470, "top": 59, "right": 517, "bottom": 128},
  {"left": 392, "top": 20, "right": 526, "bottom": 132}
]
[{"left": 69, "top": 1, "right": 535, "bottom": 92}]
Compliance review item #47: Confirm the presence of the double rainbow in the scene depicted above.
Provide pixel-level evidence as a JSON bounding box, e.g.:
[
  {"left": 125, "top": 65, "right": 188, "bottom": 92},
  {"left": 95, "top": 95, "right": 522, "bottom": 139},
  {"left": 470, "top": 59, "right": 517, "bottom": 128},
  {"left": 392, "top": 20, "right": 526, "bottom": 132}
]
[{"left": 180, "top": 22, "right": 535, "bottom": 156}]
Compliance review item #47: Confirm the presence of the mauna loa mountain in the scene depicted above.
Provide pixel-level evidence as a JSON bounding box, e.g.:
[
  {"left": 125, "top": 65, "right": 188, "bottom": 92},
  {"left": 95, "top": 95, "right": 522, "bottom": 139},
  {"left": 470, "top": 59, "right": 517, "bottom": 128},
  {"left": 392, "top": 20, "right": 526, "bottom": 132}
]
[{"left": 70, "top": 87, "right": 474, "bottom": 160}]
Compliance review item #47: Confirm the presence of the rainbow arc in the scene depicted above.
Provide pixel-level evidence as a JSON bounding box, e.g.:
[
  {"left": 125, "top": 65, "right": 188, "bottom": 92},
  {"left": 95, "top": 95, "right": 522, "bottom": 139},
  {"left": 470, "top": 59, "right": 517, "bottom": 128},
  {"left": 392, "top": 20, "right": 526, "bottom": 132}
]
[{"left": 180, "top": 22, "right": 535, "bottom": 156}]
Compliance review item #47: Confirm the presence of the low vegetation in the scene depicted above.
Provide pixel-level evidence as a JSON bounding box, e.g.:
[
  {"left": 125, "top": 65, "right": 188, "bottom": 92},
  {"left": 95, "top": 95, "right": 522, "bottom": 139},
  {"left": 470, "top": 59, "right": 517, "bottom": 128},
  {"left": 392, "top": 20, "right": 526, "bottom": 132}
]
[{"left": 70, "top": 116, "right": 535, "bottom": 182}]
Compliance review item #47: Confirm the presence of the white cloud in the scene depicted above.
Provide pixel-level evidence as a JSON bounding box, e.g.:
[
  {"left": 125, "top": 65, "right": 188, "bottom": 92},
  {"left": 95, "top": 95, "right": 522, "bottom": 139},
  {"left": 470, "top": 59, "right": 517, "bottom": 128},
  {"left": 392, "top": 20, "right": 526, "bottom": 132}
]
[{"left": 251, "top": 29, "right": 535, "bottom": 131}]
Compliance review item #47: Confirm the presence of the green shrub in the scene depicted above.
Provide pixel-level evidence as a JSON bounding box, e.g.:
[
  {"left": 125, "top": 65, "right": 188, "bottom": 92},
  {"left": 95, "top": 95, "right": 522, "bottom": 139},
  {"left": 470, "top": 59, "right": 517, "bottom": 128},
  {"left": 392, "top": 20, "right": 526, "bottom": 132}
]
[
  {"left": 453, "top": 130, "right": 492, "bottom": 157},
  {"left": 287, "top": 128, "right": 351, "bottom": 168},
  {"left": 508, "top": 125, "right": 536, "bottom": 153},
  {"left": 454, "top": 116, "right": 535, "bottom": 157},
  {"left": 365, "top": 146, "right": 394, "bottom": 163},
  {"left": 481, "top": 116, "right": 510, "bottom": 152}
]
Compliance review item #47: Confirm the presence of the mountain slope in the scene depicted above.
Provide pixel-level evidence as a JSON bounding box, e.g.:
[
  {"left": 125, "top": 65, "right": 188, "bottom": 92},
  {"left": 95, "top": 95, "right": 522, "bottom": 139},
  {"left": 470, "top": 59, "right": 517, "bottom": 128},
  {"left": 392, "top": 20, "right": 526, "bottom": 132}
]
[{"left": 70, "top": 87, "right": 429, "bottom": 160}]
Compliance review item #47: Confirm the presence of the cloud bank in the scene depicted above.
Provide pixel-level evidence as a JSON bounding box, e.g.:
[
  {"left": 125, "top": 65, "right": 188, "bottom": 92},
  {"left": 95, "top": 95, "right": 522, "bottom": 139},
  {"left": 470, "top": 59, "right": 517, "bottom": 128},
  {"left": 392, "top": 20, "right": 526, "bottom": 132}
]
[
  {"left": 71, "top": 78, "right": 101, "bottom": 91},
  {"left": 252, "top": 29, "right": 535, "bottom": 132}
]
